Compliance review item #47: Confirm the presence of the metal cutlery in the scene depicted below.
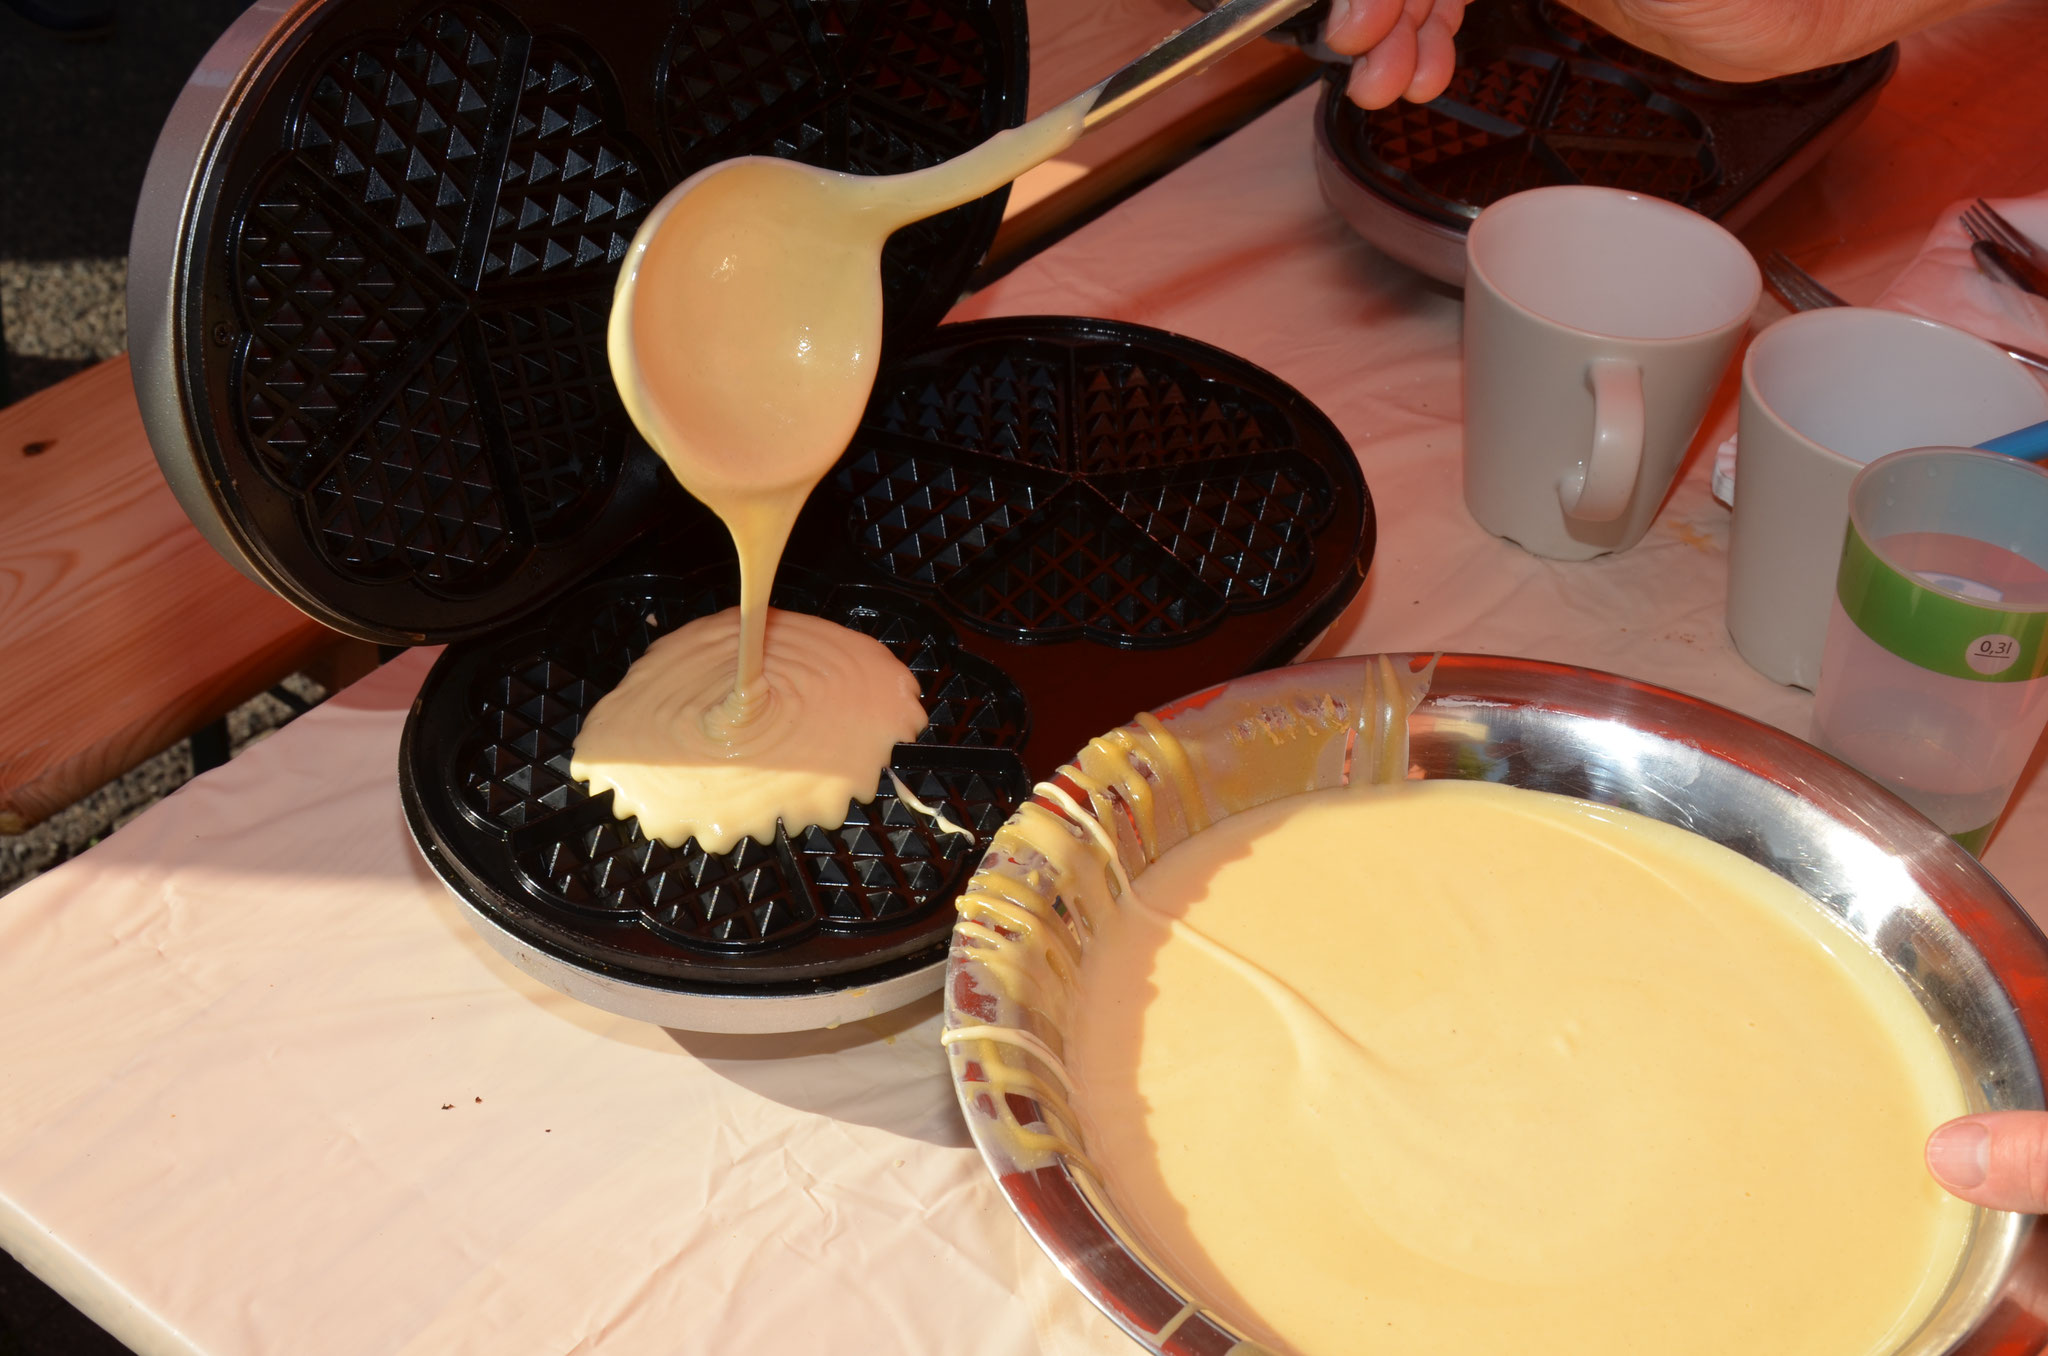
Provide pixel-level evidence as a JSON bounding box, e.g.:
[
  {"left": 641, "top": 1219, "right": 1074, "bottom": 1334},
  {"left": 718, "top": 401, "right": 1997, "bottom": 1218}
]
[
  {"left": 1960, "top": 201, "right": 2048, "bottom": 296},
  {"left": 1964, "top": 198, "right": 2045, "bottom": 265},
  {"left": 1761, "top": 250, "right": 2048, "bottom": 376},
  {"left": 1762, "top": 250, "right": 1850, "bottom": 311},
  {"left": 1971, "top": 239, "right": 2041, "bottom": 296}
]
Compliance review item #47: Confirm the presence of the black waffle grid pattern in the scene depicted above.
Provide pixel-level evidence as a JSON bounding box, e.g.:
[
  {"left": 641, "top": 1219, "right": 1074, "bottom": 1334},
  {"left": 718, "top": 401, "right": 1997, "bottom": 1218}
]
[
  {"left": 660, "top": 0, "right": 1015, "bottom": 336},
  {"left": 835, "top": 328, "right": 1337, "bottom": 647},
  {"left": 1345, "top": 46, "right": 1717, "bottom": 217},
  {"left": 213, "top": 0, "right": 1022, "bottom": 624},
  {"left": 1313, "top": 0, "right": 1902, "bottom": 237},
  {"left": 401, "top": 315, "right": 1371, "bottom": 987},
  {"left": 440, "top": 573, "right": 1029, "bottom": 967},
  {"left": 232, "top": 10, "right": 658, "bottom": 590}
]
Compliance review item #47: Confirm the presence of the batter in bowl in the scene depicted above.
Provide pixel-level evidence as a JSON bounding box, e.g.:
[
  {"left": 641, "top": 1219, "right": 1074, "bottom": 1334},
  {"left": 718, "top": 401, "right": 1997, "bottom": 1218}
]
[{"left": 1062, "top": 778, "right": 1975, "bottom": 1356}]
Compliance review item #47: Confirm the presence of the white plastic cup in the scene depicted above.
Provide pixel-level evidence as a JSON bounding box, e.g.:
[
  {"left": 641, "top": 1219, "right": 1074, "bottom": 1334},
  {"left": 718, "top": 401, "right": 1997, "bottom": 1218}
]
[
  {"left": 1812, "top": 447, "right": 2048, "bottom": 853},
  {"left": 1462, "top": 186, "right": 1760, "bottom": 560},
  {"left": 1727, "top": 308, "right": 2048, "bottom": 689}
]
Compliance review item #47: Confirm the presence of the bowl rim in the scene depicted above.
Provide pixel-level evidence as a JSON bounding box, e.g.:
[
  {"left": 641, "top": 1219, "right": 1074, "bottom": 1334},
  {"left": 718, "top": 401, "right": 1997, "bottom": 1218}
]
[{"left": 944, "top": 651, "right": 2048, "bottom": 1355}]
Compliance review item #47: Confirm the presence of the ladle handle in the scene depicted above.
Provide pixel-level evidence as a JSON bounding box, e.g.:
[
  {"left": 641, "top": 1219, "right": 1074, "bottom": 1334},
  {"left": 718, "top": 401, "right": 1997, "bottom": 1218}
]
[{"left": 1083, "top": 0, "right": 1320, "bottom": 130}]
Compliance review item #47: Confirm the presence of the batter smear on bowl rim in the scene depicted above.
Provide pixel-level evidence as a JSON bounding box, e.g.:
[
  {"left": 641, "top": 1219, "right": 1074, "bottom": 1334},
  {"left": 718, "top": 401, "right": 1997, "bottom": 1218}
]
[{"left": 951, "top": 693, "right": 1976, "bottom": 1356}]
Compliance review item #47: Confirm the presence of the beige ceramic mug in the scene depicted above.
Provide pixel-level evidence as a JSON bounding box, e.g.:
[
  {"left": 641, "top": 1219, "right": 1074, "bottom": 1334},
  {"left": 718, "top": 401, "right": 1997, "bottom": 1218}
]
[
  {"left": 1463, "top": 186, "right": 1760, "bottom": 560},
  {"left": 1726, "top": 308, "right": 2048, "bottom": 689}
]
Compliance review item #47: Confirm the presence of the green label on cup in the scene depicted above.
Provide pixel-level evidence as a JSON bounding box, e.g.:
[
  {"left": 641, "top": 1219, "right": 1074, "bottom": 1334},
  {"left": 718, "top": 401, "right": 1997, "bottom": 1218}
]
[{"left": 1837, "top": 526, "right": 2048, "bottom": 683}]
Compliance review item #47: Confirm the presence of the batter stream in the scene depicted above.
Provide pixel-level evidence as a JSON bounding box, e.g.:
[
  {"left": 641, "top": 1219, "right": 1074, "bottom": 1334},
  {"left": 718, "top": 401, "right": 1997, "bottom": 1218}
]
[{"left": 574, "top": 97, "right": 1092, "bottom": 850}]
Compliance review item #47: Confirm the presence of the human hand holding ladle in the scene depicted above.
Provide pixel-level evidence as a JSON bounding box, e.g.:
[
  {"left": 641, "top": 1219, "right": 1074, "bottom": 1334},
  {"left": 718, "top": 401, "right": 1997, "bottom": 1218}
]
[{"left": 607, "top": 0, "right": 1315, "bottom": 723}]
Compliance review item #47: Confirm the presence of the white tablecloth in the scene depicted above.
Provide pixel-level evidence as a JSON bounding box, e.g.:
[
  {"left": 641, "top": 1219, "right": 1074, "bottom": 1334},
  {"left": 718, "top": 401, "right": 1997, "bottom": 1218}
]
[{"left": 7, "top": 12, "right": 2048, "bottom": 1350}]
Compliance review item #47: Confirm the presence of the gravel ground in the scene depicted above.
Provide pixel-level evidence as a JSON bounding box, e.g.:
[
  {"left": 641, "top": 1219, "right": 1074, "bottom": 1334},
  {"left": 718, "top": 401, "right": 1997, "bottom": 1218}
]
[
  {"left": 0, "top": 0, "right": 249, "bottom": 401},
  {"left": 0, "top": 257, "right": 128, "bottom": 399},
  {"left": 0, "top": 674, "right": 330, "bottom": 897}
]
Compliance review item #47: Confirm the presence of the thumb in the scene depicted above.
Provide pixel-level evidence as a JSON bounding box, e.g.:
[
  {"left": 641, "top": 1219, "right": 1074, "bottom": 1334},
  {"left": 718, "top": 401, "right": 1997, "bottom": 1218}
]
[
  {"left": 1927, "top": 1112, "right": 2048, "bottom": 1212},
  {"left": 1323, "top": 0, "right": 1406, "bottom": 56}
]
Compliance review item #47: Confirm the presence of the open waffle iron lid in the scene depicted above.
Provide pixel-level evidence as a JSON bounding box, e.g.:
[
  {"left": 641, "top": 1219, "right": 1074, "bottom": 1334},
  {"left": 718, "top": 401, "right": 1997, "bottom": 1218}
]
[
  {"left": 129, "top": 0, "right": 1032, "bottom": 645},
  {"left": 133, "top": 0, "right": 1376, "bottom": 1031}
]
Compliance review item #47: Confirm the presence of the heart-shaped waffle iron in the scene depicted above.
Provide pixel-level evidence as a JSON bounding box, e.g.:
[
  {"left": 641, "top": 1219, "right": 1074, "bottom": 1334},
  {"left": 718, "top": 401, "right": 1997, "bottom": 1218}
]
[
  {"left": 132, "top": 0, "right": 1029, "bottom": 643},
  {"left": 401, "top": 315, "right": 1371, "bottom": 1028},
  {"left": 1309, "top": 0, "right": 1896, "bottom": 283},
  {"left": 403, "top": 570, "right": 1033, "bottom": 1006},
  {"left": 135, "top": 0, "right": 1375, "bottom": 1030}
]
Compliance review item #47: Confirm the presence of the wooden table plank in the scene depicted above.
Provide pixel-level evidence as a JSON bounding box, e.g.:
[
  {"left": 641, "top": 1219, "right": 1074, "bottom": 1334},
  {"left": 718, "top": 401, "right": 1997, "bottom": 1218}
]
[{"left": 0, "top": 357, "right": 348, "bottom": 832}]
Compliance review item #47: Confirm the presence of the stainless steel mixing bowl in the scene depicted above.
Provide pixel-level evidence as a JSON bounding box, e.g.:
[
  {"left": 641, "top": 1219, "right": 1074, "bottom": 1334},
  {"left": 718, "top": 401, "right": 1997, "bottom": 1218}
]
[{"left": 944, "top": 653, "right": 2048, "bottom": 1355}]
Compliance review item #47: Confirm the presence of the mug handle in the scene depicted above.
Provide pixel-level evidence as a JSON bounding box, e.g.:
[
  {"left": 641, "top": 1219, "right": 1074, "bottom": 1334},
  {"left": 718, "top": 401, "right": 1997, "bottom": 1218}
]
[{"left": 1557, "top": 357, "right": 1644, "bottom": 523}]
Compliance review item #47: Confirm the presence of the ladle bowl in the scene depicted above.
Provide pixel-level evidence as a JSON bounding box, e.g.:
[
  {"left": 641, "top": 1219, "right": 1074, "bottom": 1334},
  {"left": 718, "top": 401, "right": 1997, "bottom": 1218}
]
[{"left": 605, "top": 0, "right": 1317, "bottom": 516}]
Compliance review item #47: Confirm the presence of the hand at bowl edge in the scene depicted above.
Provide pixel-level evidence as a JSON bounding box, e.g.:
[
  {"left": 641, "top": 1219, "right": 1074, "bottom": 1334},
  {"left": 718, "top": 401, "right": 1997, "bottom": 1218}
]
[{"left": 1929, "top": 1112, "right": 2048, "bottom": 1213}]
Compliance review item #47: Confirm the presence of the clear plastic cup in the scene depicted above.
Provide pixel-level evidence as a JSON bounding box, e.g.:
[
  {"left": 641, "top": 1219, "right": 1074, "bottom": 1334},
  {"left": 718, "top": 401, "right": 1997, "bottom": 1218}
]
[{"left": 1812, "top": 447, "right": 2048, "bottom": 853}]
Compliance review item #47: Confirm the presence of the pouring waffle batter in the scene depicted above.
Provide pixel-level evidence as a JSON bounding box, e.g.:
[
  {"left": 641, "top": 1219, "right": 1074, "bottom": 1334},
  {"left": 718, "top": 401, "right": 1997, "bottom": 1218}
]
[{"left": 573, "top": 98, "right": 1092, "bottom": 852}]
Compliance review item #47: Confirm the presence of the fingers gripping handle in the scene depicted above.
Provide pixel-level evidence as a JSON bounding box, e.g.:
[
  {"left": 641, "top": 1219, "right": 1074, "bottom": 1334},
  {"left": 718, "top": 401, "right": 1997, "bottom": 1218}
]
[{"left": 1558, "top": 357, "right": 1644, "bottom": 523}]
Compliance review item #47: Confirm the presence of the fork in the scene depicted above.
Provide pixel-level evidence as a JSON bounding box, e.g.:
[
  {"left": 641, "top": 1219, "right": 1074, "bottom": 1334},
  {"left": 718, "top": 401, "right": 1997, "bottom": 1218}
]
[
  {"left": 1963, "top": 199, "right": 2044, "bottom": 264},
  {"left": 1960, "top": 203, "right": 2048, "bottom": 296},
  {"left": 1762, "top": 250, "right": 2048, "bottom": 376},
  {"left": 1762, "top": 251, "right": 1848, "bottom": 311},
  {"left": 1968, "top": 237, "right": 2045, "bottom": 297}
]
